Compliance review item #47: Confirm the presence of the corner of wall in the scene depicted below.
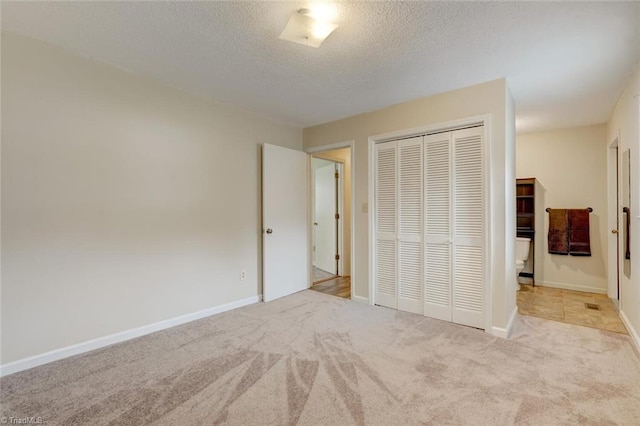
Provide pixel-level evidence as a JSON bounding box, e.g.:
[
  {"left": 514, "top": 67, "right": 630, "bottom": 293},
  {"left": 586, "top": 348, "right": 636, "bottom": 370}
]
[
  {"left": 491, "top": 79, "right": 517, "bottom": 333},
  {"left": 620, "top": 309, "right": 640, "bottom": 355},
  {"left": 505, "top": 81, "right": 517, "bottom": 317},
  {"left": 491, "top": 306, "right": 518, "bottom": 339}
]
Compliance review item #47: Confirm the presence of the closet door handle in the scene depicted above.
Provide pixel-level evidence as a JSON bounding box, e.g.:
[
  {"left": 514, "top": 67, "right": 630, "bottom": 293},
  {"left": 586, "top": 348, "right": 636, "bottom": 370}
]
[{"left": 611, "top": 229, "right": 618, "bottom": 234}]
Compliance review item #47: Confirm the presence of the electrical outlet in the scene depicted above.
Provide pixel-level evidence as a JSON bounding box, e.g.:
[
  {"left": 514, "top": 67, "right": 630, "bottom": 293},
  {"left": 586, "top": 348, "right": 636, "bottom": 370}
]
[{"left": 240, "top": 271, "right": 246, "bottom": 280}]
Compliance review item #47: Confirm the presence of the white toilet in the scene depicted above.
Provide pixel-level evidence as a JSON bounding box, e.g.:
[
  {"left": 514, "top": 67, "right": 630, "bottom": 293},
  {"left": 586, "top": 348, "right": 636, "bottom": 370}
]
[{"left": 515, "top": 237, "right": 531, "bottom": 289}]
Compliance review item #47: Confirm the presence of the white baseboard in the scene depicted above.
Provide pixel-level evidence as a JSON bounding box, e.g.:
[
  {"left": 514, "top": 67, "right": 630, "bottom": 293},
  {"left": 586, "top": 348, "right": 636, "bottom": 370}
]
[
  {"left": 620, "top": 309, "right": 640, "bottom": 354},
  {"left": 537, "top": 280, "right": 607, "bottom": 294},
  {"left": 491, "top": 306, "right": 518, "bottom": 339},
  {"left": 0, "top": 295, "right": 261, "bottom": 377},
  {"left": 351, "top": 295, "right": 369, "bottom": 304}
]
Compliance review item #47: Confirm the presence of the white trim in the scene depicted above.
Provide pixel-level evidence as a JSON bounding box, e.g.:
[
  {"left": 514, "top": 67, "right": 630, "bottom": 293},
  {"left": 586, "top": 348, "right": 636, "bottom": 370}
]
[
  {"left": 606, "top": 132, "right": 620, "bottom": 300},
  {"left": 369, "top": 114, "right": 491, "bottom": 143},
  {"left": 492, "top": 306, "right": 518, "bottom": 339},
  {"left": 309, "top": 155, "right": 316, "bottom": 280},
  {"left": 306, "top": 141, "right": 352, "bottom": 154},
  {"left": 368, "top": 115, "right": 493, "bottom": 326},
  {"left": 305, "top": 141, "right": 356, "bottom": 302},
  {"left": 0, "top": 295, "right": 261, "bottom": 377},
  {"left": 337, "top": 162, "right": 344, "bottom": 276},
  {"left": 368, "top": 136, "right": 375, "bottom": 305},
  {"left": 620, "top": 309, "right": 640, "bottom": 354},
  {"left": 482, "top": 116, "right": 493, "bottom": 334},
  {"left": 351, "top": 295, "right": 369, "bottom": 304},
  {"left": 349, "top": 143, "right": 356, "bottom": 300},
  {"left": 350, "top": 142, "right": 356, "bottom": 301},
  {"left": 307, "top": 154, "right": 313, "bottom": 288},
  {"left": 538, "top": 280, "right": 607, "bottom": 294}
]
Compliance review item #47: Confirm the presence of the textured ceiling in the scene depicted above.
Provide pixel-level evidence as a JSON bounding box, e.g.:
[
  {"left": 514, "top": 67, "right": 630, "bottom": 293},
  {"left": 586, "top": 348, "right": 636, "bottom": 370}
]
[{"left": 2, "top": 1, "right": 639, "bottom": 133}]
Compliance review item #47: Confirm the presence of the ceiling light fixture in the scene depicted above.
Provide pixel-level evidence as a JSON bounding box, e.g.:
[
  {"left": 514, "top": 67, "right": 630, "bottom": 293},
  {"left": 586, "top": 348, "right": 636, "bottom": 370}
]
[{"left": 279, "top": 7, "right": 338, "bottom": 48}]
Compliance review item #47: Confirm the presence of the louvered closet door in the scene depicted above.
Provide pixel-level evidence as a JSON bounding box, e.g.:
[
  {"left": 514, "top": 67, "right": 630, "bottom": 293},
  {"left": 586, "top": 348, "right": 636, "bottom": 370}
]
[
  {"left": 423, "top": 132, "right": 453, "bottom": 321},
  {"left": 375, "top": 141, "right": 397, "bottom": 309},
  {"left": 452, "top": 127, "right": 485, "bottom": 329},
  {"left": 397, "top": 137, "right": 423, "bottom": 314}
]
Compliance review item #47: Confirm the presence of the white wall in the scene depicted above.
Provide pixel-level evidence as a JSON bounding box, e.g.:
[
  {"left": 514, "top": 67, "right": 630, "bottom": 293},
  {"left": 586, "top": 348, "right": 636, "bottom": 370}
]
[
  {"left": 607, "top": 61, "right": 640, "bottom": 348},
  {"left": 303, "top": 79, "right": 515, "bottom": 332},
  {"left": 313, "top": 148, "right": 352, "bottom": 276},
  {"left": 0, "top": 33, "right": 302, "bottom": 365},
  {"left": 516, "top": 125, "right": 609, "bottom": 293},
  {"left": 504, "top": 89, "right": 517, "bottom": 326}
]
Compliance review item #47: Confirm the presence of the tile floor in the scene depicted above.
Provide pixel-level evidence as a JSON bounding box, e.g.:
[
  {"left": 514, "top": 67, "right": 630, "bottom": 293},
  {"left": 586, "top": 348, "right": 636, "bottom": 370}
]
[{"left": 517, "top": 285, "right": 628, "bottom": 334}]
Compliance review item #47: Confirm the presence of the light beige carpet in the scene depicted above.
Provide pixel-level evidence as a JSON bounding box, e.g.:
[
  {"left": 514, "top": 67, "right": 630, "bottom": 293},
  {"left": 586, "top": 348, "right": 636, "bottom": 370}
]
[{"left": 1, "top": 290, "right": 639, "bottom": 425}]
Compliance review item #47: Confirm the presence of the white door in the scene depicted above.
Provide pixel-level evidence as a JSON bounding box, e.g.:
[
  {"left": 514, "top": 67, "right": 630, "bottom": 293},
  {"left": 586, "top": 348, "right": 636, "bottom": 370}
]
[
  {"left": 262, "top": 143, "right": 309, "bottom": 302},
  {"left": 607, "top": 143, "right": 620, "bottom": 300},
  {"left": 398, "top": 137, "right": 423, "bottom": 314},
  {"left": 374, "top": 138, "right": 423, "bottom": 313},
  {"left": 423, "top": 127, "right": 485, "bottom": 328},
  {"left": 424, "top": 132, "right": 453, "bottom": 322},
  {"left": 451, "top": 127, "right": 485, "bottom": 329},
  {"left": 375, "top": 141, "right": 398, "bottom": 309},
  {"left": 314, "top": 162, "right": 337, "bottom": 274}
]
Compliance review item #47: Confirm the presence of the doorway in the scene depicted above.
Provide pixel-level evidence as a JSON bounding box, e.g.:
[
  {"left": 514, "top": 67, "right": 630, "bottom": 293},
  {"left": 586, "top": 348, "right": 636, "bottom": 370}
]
[
  {"left": 312, "top": 157, "right": 340, "bottom": 280},
  {"left": 309, "top": 146, "right": 353, "bottom": 299},
  {"left": 607, "top": 135, "right": 620, "bottom": 306}
]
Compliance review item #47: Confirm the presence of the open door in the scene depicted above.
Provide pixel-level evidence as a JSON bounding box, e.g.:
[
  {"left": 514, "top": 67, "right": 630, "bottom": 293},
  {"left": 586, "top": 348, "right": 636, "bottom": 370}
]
[
  {"left": 314, "top": 160, "right": 338, "bottom": 276},
  {"left": 262, "top": 143, "right": 309, "bottom": 302},
  {"left": 607, "top": 139, "right": 620, "bottom": 301}
]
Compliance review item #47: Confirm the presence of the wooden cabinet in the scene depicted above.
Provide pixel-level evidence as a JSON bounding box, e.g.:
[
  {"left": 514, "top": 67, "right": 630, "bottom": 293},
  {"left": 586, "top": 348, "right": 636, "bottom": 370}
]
[{"left": 516, "top": 178, "right": 535, "bottom": 284}]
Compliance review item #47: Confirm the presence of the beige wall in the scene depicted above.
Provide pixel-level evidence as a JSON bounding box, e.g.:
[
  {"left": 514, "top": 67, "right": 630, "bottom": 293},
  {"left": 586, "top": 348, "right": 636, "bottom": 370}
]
[
  {"left": 516, "top": 125, "right": 609, "bottom": 293},
  {"left": 1, "top": 33, "right": 302, "bottom": 364},
  {"left": 304, "top": 79, "right": 515, "bottom": 332},
  {"left": 607, "top": 62, "right": 640, "bottom": 345},
  {"left": 313, "top": 148, "right": 352, "bottom": 276},
  {"left": 505, "top": 89, "right": 517, "bottom": 326}
]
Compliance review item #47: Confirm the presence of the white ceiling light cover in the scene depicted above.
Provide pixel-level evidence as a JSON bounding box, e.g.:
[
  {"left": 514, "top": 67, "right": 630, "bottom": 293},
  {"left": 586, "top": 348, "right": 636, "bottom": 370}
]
[{"left": 279, "top": 9, "right": 338, "bottom": 48}]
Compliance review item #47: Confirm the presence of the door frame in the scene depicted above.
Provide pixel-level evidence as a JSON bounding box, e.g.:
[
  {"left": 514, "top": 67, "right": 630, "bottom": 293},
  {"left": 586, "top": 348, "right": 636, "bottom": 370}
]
[
  {"left": 368, "top": 115, "right": 492, "bottom": 332},
  {"left": 607, "top": 132, "right": 620, "bottom": 302},
  {"left": 306, "top": 141, "right": 356, "bottom": 300}
]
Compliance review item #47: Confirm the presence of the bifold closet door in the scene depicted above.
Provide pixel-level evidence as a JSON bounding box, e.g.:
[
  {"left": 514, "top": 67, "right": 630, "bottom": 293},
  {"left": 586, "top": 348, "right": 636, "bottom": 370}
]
[
  {"left": 397, "top": 137, "right": 423, "bottom": 314},
  {"left": 375, "top": 126, "right": 484, "bottom": 328},
  {"left": 375, "top": 137, "right": 423, "bottom": 312},
  {"left": 423, "top": 127, "right": 485, "bottom": 329},
  {"left": 375, "top": 141, "right": 397, "bottom": 309},
  {"left": 423, "top": 132, "right": 453, "bottom": 321},
  {"left": 451, "top": 127, "right": 484, "bottom": 329}
]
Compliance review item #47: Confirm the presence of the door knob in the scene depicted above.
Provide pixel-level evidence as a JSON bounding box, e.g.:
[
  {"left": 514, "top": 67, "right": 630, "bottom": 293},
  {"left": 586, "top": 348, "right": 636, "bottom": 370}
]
[
  {"left": 611, "top": 229, "right": 618, "bottom": 234},
  {"left": 266, "top": 228, "right": 273, "bottom": 234}
]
